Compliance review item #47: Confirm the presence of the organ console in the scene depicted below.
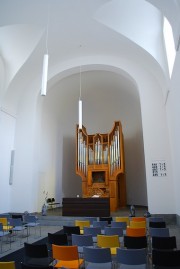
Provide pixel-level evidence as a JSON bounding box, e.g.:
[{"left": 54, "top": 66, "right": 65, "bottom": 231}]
[{"left": 76, "top": 121, "right": 126, "bottom": 212}]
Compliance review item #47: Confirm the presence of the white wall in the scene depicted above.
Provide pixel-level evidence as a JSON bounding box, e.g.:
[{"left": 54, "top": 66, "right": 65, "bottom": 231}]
[
  {"left": 138, "top": 71, "right": 175, "bottom": 214},
  {"left": 0, "top": 110, "right": 16, "bottom": 213},
  {"left": 166, "top": 52, "right": 180, "bottom": 216}
]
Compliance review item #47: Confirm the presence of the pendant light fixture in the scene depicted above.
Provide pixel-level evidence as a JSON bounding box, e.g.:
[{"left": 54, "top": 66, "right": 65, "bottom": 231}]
[
  {"left": 78, "top": 65, "right": 82, "bottom": 129},
  {"left": 41, "top": 8, "right": 49, "bottom": 96}
]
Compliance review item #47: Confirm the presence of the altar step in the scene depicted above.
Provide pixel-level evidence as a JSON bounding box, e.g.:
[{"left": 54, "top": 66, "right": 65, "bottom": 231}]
[{"left": 38, "top": 215, "right": 86, "bottom": 226}]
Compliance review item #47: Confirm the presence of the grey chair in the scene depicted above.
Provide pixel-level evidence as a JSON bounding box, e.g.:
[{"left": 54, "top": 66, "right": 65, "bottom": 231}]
[
  {"left": 83, "top": 226, "right": 101, "bottom": 244},
  {"left": 149, "top": 227, "right": 170, "bottom": 237},
  {"left": 0, "top": 223, "right": 11, "bottom": 253},
  {"left": 24, "top": 215, "right": 41, "bottom": 239},
  {"left": 104, "top": 226, "right": 123, "bottom": 244},
  {"left": 93, "top": 220, "right": 108, "bottom": 234},
  {"left": 116, "top": 248, "right": 147, "bottom": 268},
  {"left": 83, "top": 246, "right": 113, "bottom": 269},
  {"left": 9, "top": 217, "right": 28, "bottom": 245},
  {"left": 72, "top": 234, "right": 93, "bottom": 256}
]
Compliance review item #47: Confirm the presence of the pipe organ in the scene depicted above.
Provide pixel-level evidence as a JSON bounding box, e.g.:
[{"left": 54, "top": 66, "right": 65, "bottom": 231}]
[{"left": 76, "top": 121, "right": 126, "bottom": 212}]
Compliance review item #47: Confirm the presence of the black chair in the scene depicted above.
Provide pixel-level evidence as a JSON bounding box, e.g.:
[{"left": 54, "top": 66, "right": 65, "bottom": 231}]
[
  {"left": 152, "top": 236, "right": 177, "bottom": 250},
  {"left": 47, "top": 232, "right": 68, "bottom": 251},
  {"left": 152, "top": 249, "right": 180, "bottom": 267},
  {"left": 63, "top": 225, "right": 80, "bottom": 244},
  {"left": 63, "top": 225, "right": 80, "bottom": 235},
  {"left": 24, "top": 242, "right": 52, "bottom": 267},
  {"left": 124, "top": 235, "right": 147, "bottom": 249},
  {"left": 99, "top": 217, "right": 113, "bottom": 225},
  {"left": 21, "top": 264, "right": 53, "bottom": 269},
  {"left": 149, "top": 221, "right": 166, "bottom": 228}
]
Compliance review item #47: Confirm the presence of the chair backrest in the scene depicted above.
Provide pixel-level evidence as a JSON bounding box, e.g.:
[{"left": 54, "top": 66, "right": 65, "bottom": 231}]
[
  {"left": 72, "top": 234, "right": 93, "bottom": 247},
  {"left": 99, "top": 216, "right": 113, "bottom": 225},
  {"left": 97, "top": 234, "right": 120, "bottom": 248},
  {"left": 24, "top": 242, "right": 48, "bottom": 258},
  {"left": 0, "top": 261, "right": 16, "bottom": 269},
  {"left": 83, "top": 226, "right": 101, "bottom": 236},
  {"left": 129, "top": 220, "right": 146, "bottom": 228},
  {"left": 9, "top": 218, "right": 23, "bottom": 226},
  {"left": 152, "top": 236, "right": 177, "bottom": 250},
  {"left": 83, "top": 217, "right": 97, "bottom": 225},
  {"left": 63, "top": 225, "right": 80, "bottom": 235},
  {"left": 131, "top": 217, "right": 146, "bottom": 222},
  {"left": 149, "top": 227, "right": 170, "bottom": 237},
  {"left": 126, "top": 227, "right": 146, "bottom": 237},
  {"left": 124, "top": 235, "right": 147, "bottom": 249},
  {"left": 0, "top": 223, "right": 3, "bottom": 232},
  {"left": 115, "top": 216, "right": 130, "bottom": 225},
  {"left": 75, "top": 220, "right": 90, "bottom": 232},
  {"left": 152, "top": 249, "right": 180, "bottom": 267},
  {"left": 104, "top": 227, "right": 123, "bottom": 237},
  {"left": 111, "top": 221, "right": 127, "bottom": 230},
  {"left": 52, "top": 244, "right": 79, "bottom": 261},
  {"left": 24, "top": 215, "right": 37, "bottom": 223},
  {"left": 149, "top": 217, "right": 164, "bottom": 222},
  {"left": 93, "top": 220, "right": 108, "bottom": 229},
  {"left": 0, "top": 217, "right": 8, "bottom": 226},
  {"left": 149, "top": 221, "right": 166, "bottom": 228},
  {"left": 48, "top": 233, "right": 68, "bottom": 246},
  {"left": 116, "top": 248, "right": 147, "bottom": 265},
  {"left": 83, "top": 246, "right": 112, "bottom": 263}
]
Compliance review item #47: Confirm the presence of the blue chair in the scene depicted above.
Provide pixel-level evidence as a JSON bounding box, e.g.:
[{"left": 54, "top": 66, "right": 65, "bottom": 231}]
[
  {"left": 84, "top": 226, "right": 101, "bottom": 244},
  {"left": 9, "top": 218, "right": 28, "bottom": 245},
  {"left": 149, "top": 227, "right": 170, "bottom": 237},
  {"left": 104, "top": 226, "right": 123, "bottom": 244},
  {"left": 111, "top": 221, "right": 127, "bottom": 230},
  {"left": 0, "top": 223, "right": 11, "bottom": 253},
  {"left": 93, "top": 220, "right": 108, "bottom": 234},
  {"left": 83, "top": 246, "right": 113, "bottom": 269},
  {"left": 72, "top": 234, "right": 93, "bottom": 256},
  {"left": 24, "top": 215, "right": 41, "bottom": 239},
  {"left": 116, "top": 248, "right": 147, "bottom": 268}
]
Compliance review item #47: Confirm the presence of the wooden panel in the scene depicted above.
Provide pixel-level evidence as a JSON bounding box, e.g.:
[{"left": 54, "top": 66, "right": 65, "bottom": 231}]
[{"left": 62, "top": 198, "right": 110, "bottom": 217}]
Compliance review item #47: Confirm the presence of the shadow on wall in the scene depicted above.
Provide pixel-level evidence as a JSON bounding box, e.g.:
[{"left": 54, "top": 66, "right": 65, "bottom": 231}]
[{"left": 62, "top": 136, "right": 82, "bottom": 197}]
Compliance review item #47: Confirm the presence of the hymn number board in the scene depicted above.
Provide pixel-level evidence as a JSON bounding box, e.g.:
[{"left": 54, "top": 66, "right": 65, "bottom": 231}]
[{"left": 152, "top": 160, "right": 167, "bottom": 177}]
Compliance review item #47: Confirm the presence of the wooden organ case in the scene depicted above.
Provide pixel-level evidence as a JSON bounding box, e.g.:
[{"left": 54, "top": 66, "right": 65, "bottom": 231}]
[{"left": 76, "top": 121, "right": 126, "bottom": 212}]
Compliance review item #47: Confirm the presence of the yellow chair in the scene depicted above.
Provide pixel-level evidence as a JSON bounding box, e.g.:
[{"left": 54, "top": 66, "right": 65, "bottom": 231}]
[
  {"left": 97, "top": 234, "right": 120, "bottom": 255},
  {"left": 0, "top": 218, "right": 13, "bottom": 231},
  {"left": 115, "top": 216, "right": 130, "bottom": 226},
  {"left": 129, "top": 220, "right": 146, "bottom": 228},
  {"left": 52, "top": 244, "right": 84, "bottom": 269},
  {"left": 0, "top": 261, "right": 16, "bottom": 269},
  {"left": 75, "top": 220, "right": 90, "bottom": 234},
  {"left": 126, "top": 227, "right": 146, "bottom": 237}
]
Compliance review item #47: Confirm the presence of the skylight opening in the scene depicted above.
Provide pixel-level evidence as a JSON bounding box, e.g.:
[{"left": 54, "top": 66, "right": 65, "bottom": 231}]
[{"left": 163, "top": 17, "right": 176, "bottom": 78}]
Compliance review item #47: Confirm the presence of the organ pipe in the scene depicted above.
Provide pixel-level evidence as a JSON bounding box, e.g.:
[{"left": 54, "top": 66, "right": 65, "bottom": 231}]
[{"left": 77, "top": 122, "right": 122, "bottom": 176}]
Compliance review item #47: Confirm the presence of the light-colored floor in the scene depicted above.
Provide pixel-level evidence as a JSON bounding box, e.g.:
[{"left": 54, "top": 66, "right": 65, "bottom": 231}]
[{"left": 0, "top": 206, "right": 180, "bottom": 269}]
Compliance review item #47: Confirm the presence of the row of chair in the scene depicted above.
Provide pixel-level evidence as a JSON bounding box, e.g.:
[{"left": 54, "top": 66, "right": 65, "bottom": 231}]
[{"left": 0, "top": 215, "right": 41, "bottom": 253}]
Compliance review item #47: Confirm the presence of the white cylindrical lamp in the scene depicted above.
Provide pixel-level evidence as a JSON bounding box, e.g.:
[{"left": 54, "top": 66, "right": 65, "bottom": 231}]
[{"left": 41, "top": 54, "right": 49, "bottom": 96}]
